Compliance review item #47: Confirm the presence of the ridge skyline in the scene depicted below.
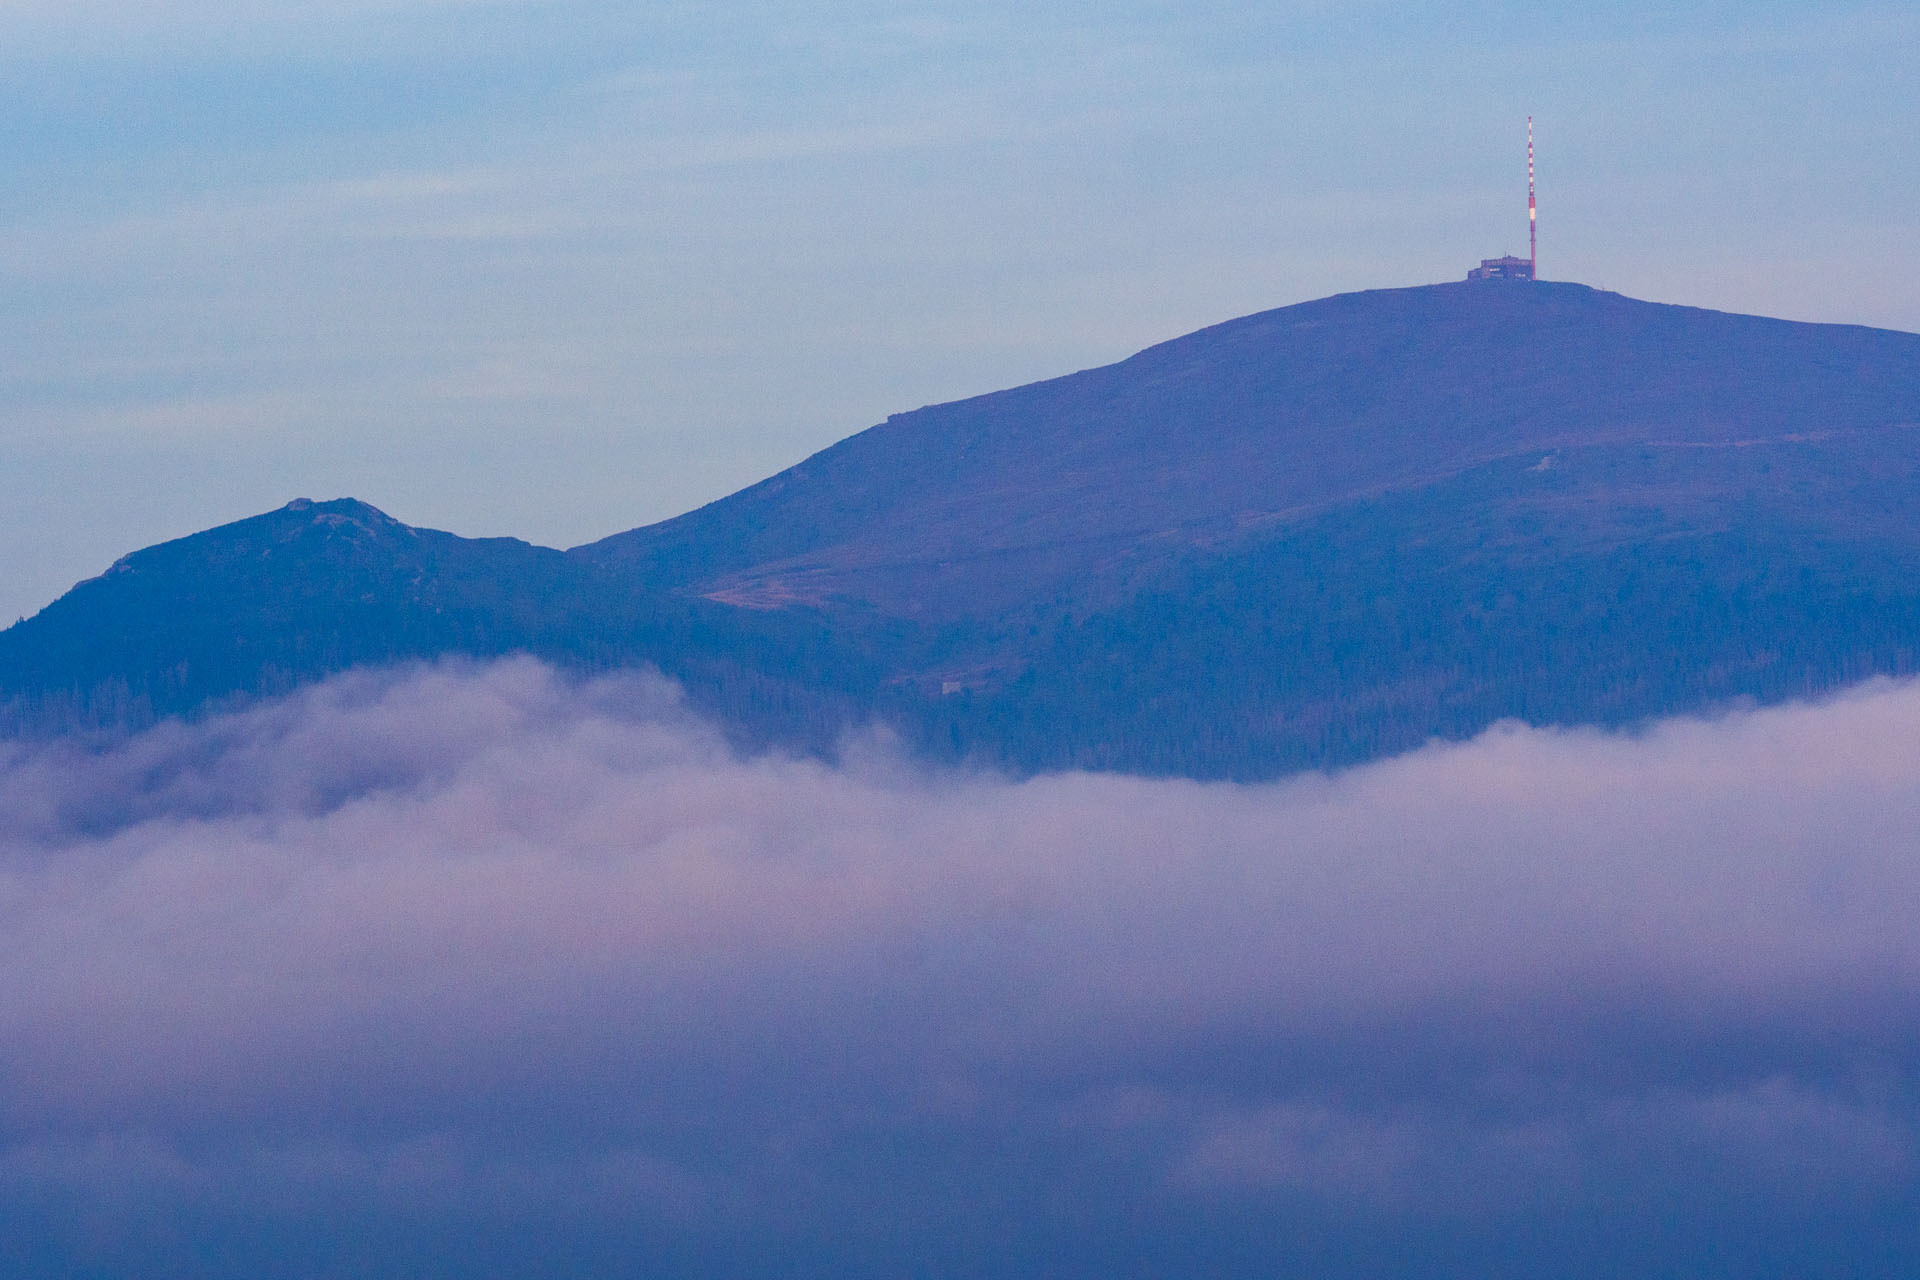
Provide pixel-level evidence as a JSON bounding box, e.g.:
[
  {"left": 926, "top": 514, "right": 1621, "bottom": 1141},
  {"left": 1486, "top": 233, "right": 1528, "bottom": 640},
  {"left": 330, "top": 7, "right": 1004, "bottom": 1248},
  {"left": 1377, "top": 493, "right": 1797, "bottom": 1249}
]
[{"left": 8, "top": 276, "right": 1920, "bottom": 780}]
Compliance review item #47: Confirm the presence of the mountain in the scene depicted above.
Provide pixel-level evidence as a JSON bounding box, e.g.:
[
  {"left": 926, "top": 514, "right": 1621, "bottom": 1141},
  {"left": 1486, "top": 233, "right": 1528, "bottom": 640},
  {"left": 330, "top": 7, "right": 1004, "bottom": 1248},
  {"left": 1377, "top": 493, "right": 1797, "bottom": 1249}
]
[
  {"left": 7, "top": 279, "right": 1920, "bottom": 776},
  {"left": 0, "top": 498, "right": 877, "bottom": 747},
  {"left": 582, "top": 280, "right": 1920, "bottom": 614}
]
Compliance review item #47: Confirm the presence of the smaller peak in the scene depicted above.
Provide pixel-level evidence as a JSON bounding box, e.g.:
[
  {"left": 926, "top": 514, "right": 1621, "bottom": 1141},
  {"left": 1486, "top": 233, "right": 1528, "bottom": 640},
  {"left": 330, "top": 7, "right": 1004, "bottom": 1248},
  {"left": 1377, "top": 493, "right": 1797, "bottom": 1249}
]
[
  {"left": 280, "top": 497, "right": 401, "bottom": 524},
  {"left": 258, "top": 498, "right": 413, "bottom": 541}
]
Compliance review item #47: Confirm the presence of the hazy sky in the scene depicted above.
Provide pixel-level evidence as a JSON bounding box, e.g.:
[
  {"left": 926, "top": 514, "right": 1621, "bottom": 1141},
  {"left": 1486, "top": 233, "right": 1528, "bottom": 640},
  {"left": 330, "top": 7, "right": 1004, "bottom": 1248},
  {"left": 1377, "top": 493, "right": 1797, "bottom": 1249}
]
[
  {"left": 3, "top": 0, "right": 1916, "bottom": 621},
  {"left": 6, "top": 659, "right": 1920, "bottom": 1275}
]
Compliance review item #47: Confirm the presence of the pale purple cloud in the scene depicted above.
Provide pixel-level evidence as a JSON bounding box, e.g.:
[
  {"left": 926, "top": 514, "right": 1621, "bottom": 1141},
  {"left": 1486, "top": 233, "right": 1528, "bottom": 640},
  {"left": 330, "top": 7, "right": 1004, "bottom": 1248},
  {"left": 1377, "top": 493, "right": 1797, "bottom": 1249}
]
[{"left": 3, "top": 659, "right": 1920, "bottom": 1273}]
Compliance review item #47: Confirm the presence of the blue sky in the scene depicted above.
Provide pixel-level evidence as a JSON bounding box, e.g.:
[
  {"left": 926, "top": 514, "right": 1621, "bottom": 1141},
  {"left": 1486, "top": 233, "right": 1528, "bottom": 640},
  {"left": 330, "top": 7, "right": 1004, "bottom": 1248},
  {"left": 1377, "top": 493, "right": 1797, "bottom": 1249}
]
[{"left": 2, "top": 0, "right": 1916, "bottom": 622}]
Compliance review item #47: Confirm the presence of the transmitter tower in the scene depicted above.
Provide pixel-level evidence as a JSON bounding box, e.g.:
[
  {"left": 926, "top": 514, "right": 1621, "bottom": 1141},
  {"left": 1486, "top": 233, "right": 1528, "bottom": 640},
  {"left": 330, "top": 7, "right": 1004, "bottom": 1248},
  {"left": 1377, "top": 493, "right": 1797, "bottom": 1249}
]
[
  {"left": 1466, "top": 119, "right": 1538, "bottom": 281},
  {"left": 1528, "top": 116, "right": 1536, "bottom": 277}
]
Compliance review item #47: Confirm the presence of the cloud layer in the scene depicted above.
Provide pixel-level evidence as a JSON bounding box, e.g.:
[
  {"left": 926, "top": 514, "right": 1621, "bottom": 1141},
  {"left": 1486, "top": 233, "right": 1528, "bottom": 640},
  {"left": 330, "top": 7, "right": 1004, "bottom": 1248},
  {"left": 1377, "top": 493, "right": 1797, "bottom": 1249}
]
[{"left": 5, "top": 659, "right": 1920, "bottom": 1276}]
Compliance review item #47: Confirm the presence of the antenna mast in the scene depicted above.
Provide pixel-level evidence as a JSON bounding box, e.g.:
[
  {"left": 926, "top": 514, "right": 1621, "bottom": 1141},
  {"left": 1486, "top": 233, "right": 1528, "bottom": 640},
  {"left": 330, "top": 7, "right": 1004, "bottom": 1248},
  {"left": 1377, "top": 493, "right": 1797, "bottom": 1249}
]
[{"left": 1528, "top": 117, "right": 1536, "bottom": 279}]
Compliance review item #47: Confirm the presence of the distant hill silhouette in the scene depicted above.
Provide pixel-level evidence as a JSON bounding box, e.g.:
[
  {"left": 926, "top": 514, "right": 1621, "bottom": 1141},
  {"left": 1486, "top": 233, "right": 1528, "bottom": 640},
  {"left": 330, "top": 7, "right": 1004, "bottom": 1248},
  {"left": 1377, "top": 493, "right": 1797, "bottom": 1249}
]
[{"left": 7, "top": 280, "right": 1920, "bottom": 776}]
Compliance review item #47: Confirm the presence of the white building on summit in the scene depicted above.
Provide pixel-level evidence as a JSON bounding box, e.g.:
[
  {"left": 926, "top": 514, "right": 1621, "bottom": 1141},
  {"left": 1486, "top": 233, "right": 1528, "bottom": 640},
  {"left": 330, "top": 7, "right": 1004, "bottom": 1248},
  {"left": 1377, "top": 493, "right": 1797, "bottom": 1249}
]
[{"left": 1467, "top": 254, "right": 1534, "bottom": 281}]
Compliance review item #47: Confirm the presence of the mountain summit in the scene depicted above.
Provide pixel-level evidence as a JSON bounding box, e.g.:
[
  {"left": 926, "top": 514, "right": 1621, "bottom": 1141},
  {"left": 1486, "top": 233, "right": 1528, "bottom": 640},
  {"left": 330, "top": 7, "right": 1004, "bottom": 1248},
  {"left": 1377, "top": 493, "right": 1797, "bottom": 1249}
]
[
  {"left": 8, "top": 281, "right": 1920, "bottom": 776},
  {"left": 582, "top": 281, "right": 1920, "bottom": 618}
]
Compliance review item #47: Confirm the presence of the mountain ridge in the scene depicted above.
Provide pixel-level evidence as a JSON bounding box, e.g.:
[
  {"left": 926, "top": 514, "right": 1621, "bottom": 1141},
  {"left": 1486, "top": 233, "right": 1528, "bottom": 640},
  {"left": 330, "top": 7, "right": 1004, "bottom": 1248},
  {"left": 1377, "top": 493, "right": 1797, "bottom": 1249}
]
[
  {"left": 576, "top": 280, "right": 1920, "bottom": 619},
  {"left": 8, "top": 279, "right": 1920, "bottom": 776}
]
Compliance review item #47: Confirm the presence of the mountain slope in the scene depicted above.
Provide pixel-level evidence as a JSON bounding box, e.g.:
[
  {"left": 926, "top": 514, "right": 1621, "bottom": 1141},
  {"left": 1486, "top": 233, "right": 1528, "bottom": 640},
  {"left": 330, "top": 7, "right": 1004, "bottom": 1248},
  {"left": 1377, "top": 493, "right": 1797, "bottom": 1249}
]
[
  {"left": 923, "top": 433, "right": 1920, "bottom": 775},
  {"left": 7, "top": 280, "right": 1920, "bottom": 776},
  {"left": 581, "top": 281, "right": 1920, "bottom": 620}
]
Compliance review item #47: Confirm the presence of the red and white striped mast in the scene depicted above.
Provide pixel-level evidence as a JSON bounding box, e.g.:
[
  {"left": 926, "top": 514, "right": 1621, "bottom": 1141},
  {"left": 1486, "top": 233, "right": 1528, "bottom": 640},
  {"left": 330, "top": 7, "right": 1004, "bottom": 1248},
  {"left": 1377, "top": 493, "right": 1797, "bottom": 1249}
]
[{"left": 1527, "top": 116, "right": 1537, "bottom": 279}]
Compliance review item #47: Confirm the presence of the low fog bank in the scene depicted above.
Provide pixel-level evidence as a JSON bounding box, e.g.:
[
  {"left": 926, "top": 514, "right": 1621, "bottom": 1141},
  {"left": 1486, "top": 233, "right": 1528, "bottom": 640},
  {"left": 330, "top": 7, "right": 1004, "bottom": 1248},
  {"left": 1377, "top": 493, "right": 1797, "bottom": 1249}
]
[{"left": 5, "top": 659, "right": 1920, "bottom": 1277}]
